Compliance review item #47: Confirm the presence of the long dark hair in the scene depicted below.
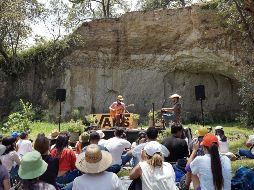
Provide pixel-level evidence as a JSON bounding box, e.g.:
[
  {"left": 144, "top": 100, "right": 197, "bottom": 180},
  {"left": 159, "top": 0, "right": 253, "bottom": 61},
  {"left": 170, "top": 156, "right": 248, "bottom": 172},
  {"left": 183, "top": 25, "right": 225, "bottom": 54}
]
[
  {"left": 2, "top": 137, "right": 16, "bottom": 154},
  {"left": 55, "top": 134, "right": 68, "bottom": 157},
  {"left": 206, "top": 143, "right": 224, "bottom": 190}
]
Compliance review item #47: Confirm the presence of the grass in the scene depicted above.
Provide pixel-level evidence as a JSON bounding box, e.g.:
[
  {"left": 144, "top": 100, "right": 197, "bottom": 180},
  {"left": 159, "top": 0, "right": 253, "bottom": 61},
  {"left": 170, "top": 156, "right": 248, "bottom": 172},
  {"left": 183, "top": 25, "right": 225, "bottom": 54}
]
[{"left": 3, "top": 121, "right": 254, "bottom": 176}]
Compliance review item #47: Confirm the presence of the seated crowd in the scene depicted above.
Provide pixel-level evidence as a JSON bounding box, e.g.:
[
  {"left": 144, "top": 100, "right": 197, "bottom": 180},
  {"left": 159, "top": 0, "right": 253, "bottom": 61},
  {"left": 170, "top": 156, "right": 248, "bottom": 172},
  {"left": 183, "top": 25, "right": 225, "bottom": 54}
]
[{"left": 0, "top": 124, "right": 253, "bottom": 190}]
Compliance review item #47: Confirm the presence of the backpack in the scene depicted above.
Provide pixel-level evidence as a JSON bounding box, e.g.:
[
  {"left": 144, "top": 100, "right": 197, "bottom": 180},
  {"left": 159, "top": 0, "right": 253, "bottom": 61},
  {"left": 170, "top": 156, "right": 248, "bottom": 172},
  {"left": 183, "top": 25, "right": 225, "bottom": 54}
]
[{"left": 231, "top": 167, "right": 254, "bottom": 190}]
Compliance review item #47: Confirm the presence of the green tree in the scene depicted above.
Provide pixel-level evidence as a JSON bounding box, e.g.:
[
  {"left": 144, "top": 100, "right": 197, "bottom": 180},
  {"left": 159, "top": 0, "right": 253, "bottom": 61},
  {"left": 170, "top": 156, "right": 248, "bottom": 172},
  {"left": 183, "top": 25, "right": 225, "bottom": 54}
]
[
  {"left": 217, "top": 0, "right": 254, "bottom": 125},
  {"left": 68, "top": 0, "right": 130, "bottom": 23},
  {"left": 0, "top": 0, "right": 43, "bottom": 74}
]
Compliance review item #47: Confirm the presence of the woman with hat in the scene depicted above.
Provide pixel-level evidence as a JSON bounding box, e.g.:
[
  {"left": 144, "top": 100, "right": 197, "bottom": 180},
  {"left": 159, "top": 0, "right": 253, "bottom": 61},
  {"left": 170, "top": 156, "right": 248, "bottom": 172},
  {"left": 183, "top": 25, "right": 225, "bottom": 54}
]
[
  {"left": 14, "top": 151, "right": 55, "bottom": 190},
  {"left": 72, "top": 144, "right": 123, "bottom": 190},
  {"left": 75, "top": 132, "right": 89, "bottom": 155},
  {"left": 0, "top": 144, "right": 10, "bottom": 190},
  {"left": 186, "top": 134, "right": 232, "bottom": 190},
  {"left": 161, "top": 93, "right": 182, "bottom": 127},
  {"left": 129, "top": 141, "right": 178, "bottom": 190}
]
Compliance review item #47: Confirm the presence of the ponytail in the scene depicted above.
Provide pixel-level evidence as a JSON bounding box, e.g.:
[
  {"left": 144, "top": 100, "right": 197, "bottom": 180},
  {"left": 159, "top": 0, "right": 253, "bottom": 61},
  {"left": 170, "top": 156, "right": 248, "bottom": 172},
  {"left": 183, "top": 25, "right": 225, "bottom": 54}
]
[
  {"left": 207, "top": 143, "right": 224, "bottom": 190},
  {"left": 147, "top": 153, "right": 163, "bottom": 168}
]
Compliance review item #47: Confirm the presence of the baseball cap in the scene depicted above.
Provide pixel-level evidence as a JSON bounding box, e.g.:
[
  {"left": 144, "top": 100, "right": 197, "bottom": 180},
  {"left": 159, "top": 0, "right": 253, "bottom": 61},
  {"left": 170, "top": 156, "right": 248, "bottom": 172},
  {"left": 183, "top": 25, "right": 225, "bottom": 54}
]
[
  {"left": 215, "top": 126, "right": 223, "bottom": 130},
  {"left": 144, "top": 141, "right": 162, "bottom": 157},
  {"left": 201, "top": 134, "right": 219, "bottom": 147}
]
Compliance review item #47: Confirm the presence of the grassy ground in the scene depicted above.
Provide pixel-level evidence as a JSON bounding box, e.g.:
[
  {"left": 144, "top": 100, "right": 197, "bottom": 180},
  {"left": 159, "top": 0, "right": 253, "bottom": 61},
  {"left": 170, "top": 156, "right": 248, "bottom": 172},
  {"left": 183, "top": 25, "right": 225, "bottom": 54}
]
[{"left": 9, "top": 121, "right": 254, "bottom": 176}]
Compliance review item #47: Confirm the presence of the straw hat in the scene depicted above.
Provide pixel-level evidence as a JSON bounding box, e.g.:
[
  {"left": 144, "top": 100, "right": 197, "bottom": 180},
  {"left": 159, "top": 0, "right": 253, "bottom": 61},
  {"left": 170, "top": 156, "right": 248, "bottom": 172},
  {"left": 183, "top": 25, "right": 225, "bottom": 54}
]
[
  {"left": 96, "top": 130, "right": 105, "bottom": 139},
  {"left": 117, "top": 95, "right": 124, "bottom": 101},
  {"left": 79, "top": 132, "right": 90, "bottom": 143},
  {"left": 169, "top": 94, "right": 182, "bottom": 99},
  {"left": 0, "top": 144, "right": 6, "bottom": 156},
  {"left": 75, "top": 144, "right": 112, "bottom": 174},
  {"left": 48, "top": 129, "right": 59, "bottom": 140},
  {"left": 195, "top": 127, "right": 208, "bottom": 137},
  {"left": 18, "top": 151, "right": 48, "bottom": 179}
]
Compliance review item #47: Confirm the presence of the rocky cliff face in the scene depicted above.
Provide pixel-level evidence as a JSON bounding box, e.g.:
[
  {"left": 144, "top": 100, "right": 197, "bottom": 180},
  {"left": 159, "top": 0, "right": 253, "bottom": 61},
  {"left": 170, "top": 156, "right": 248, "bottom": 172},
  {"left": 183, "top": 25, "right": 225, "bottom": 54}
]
[{"left": 2, "top": 5, "right": 254, "bottom": 122}]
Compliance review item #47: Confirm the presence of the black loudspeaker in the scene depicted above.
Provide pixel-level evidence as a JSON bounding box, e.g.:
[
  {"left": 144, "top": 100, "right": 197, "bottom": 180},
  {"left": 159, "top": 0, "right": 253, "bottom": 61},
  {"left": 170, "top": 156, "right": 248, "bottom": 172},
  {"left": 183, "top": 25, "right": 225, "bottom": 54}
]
[
  {"left": 56, "top": 89, "right": 66, "bottom": 102},
  {"left": 195, "top": 85, "right": 205, "bottom": 100}
]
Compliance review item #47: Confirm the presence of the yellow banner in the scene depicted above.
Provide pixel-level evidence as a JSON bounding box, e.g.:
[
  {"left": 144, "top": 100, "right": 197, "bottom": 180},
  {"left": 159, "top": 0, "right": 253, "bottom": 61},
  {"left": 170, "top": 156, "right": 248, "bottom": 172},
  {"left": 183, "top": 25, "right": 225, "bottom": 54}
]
[{"left": 93, "top": 113, "right": 135, "bottom": 129}]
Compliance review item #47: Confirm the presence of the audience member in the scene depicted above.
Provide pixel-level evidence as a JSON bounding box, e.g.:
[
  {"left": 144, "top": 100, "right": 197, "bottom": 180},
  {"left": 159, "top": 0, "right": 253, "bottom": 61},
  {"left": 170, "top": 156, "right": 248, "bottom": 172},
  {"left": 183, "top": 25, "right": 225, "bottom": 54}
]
[
  {"left": 130, "top": 141, "right": 178, "bottom": 190},
  {"left": 239, "top": 127, "right": 254, "bottom": 159},
  {"left": 97, "top": 130, "right": 108, "bottom": 147},
  {"left": 83, "top": 131, "right": 108, "bottom": 151},
  {"left": 189, "top": 127, "right": 208, "bottom": 156},
  {"left": 186, "top": 134, "right": 232, "bottom": 190},
  {"left": 14, "top": 151, "right": 56, "bottom": 190},
  {"left": 48, "top": 130, "right": 59, "bottom": 149},
  {"left": 50, "top": 134, "right": 78, "bottom": 184},
  {"left": 105, "top": 128, "right": 131, "bottom": 174},
  {"left": 1, "top": 137, "right": 21, "bottom": 180},
  {"left": 162, "top": 124, "right": 189, "bottom": 163},
  {"left": 72, "top": 144, "right": 123, "bottom": 190},
  {"left": 131, "top": 131, "right": 147, "bottom": 149},
  {"left": 75, "top": 132, "right": 89, "bottom": 154},
  {"left": 16, "top": 132, "right": 33, "bottom": 158},
  {"left": 0, "top": 144, "right": 10, "bottom": 190},
  {"left": 34, "top": 134, "right": 59, "bottom": 188},
  {"left": 132, "top": 127, "right": 169, "bottom": 165}
]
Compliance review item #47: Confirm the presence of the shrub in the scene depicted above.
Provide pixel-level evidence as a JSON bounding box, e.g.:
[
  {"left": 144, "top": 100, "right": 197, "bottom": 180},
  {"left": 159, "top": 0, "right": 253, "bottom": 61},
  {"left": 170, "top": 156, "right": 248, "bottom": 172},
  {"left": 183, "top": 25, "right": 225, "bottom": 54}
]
[
  {"left": 67, "top": 119, "right": 85, "bottom": 133},
  {"left": 5, "top": 99, "right": 34, "bottom": 132}
]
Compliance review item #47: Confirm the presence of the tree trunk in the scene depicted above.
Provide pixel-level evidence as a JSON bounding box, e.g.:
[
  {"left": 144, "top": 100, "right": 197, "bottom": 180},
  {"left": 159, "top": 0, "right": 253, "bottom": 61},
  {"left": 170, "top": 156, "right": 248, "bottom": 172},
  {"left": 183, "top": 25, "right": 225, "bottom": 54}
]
[{"left": 233, "top": 0, "right": 254, "bottom": 48}]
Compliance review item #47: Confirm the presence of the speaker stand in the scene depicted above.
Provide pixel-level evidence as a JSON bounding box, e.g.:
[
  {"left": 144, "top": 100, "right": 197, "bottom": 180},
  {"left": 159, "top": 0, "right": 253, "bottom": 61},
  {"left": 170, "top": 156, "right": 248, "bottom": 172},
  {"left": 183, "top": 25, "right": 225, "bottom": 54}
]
[
  {"left": 58, "top": 101, "right": 62, "bottom": 132},
  {"left": 199, "top": 99, "right": 205, "bottom": 127}
]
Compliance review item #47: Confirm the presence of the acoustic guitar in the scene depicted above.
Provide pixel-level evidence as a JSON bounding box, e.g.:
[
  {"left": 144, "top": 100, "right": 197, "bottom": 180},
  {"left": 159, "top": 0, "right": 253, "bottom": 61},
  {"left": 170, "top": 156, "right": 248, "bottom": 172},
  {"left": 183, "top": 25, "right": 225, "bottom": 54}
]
[{"left": 110, "top": 104, "right": 134, "bottom": 118}]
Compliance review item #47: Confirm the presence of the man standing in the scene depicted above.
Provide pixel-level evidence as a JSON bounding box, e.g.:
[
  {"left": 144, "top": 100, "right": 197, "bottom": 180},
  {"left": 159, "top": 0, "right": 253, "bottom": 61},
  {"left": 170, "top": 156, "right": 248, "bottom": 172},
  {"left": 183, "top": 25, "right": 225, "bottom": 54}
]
[
  {"left": 109, "top": 95, "right": 126, "bottom": 127},
  {"left": 161, "top": 94, "right": 182, "bottom": 127}
]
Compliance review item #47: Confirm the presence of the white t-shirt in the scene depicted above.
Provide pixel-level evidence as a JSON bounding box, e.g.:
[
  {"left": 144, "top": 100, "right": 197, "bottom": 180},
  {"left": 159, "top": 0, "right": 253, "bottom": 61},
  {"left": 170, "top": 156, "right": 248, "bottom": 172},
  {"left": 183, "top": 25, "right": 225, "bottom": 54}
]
[
  {"left": 190, "top": 154, "right": 232, "bottom": 190},
  {"left": 98, "top": 139, "right": 108, "bottom": 147},
  {"left": 72, "top": 171, "right": 124, "bottom": 190},
  {"left": 0, "top": 151, "right": 20, "bottom": 172},
  {"left": 217, "top": 136, "right": 229, "bottom": 153},
  {"left": 16, "top": 139, "right": 33, "bottom": 158},
  {"left": 139, "top": 161, "right": 178, "bottom": 190},
  {"left": 132, "top": 141, "right": 169, "bottom": 162},
  {"left": 105, "top": 137, "right": 131, "bottom": 165}
]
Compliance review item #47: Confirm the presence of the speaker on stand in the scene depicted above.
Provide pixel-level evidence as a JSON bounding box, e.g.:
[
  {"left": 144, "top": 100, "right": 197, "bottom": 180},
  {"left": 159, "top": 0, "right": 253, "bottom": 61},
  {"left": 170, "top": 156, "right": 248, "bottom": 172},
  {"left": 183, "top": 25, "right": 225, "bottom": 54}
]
[
  {"left": 56, "top": 89, "right": 66, "bottom": 131},
  {"left": 195, "top": 85, "right": 205, "bottom": 127}
]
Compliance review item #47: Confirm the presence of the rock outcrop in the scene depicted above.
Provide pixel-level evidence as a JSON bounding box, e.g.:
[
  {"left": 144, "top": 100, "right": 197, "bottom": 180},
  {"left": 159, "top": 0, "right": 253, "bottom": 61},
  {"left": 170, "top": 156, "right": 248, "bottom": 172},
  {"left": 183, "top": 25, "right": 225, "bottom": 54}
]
[{"left": 1, "top": 5, "right": 254, "bottom": 122}]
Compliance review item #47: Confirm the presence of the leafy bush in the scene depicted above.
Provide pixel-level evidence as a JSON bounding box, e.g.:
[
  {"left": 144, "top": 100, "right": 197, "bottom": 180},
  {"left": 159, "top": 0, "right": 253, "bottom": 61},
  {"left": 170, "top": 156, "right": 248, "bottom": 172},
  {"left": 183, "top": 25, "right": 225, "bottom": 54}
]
[
  {"left": 71, "top": 107, "right": 84, "bottom": 121},
  {"left": 131, "top": 113, "right": 140, "bottom": 120},
  {"left": 67, "top": 119, "right": 85, "bottom": 133},
  {"left": 85, "top": 114, "right": 97, "bottom": 124},
  {"left": 5, "top": 99, "right": 34, "bottom": 132},
  {"left": 157, "top": 128, "right": 171, "bottom": 143}
]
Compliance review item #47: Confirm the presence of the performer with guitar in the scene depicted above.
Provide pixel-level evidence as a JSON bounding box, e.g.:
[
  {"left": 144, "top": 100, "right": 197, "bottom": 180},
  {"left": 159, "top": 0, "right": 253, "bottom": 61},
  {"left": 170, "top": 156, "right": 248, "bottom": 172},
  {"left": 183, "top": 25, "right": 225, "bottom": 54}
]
[
  {"left": 161, "top": 94, "right": 182, "bottom": 128},
  {"left": 109, "top": 95, "right": 127, "bottom": 127}
]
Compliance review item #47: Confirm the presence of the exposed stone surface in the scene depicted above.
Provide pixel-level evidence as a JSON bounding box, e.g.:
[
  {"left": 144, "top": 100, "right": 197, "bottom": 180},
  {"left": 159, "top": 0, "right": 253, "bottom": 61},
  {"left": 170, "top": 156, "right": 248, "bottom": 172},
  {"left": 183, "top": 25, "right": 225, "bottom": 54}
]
[{"left": 1, "top": 5, "right": 254, "bottom": 121}]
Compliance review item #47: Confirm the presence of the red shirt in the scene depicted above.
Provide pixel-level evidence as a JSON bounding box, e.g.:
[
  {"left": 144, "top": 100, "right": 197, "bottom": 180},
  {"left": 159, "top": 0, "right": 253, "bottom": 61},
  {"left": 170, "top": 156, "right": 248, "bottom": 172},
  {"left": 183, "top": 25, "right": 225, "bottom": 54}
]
[{"left": 50, "top": 148, "right": 76, "bottom": 172}]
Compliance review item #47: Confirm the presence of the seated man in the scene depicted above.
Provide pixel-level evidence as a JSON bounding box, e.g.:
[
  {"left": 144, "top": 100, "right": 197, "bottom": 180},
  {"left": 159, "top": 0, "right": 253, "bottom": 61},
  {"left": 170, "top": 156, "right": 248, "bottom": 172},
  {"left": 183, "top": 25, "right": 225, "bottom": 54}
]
[
  {"left": 239, "top": 128, "right": 254, "bottom": 159},
  {"left": 105, "top": 128, "right": 131, "bottom": 174},
  {"left": 162, "top": 124, "right": 189, "bottom": 163},
  {"left": 161, "top": 94, "right": 182, "bottom": 128}
]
